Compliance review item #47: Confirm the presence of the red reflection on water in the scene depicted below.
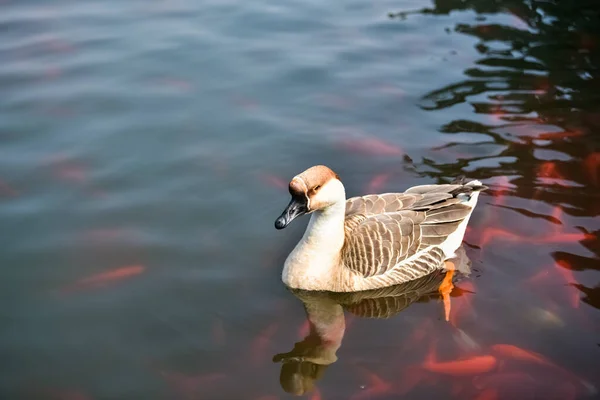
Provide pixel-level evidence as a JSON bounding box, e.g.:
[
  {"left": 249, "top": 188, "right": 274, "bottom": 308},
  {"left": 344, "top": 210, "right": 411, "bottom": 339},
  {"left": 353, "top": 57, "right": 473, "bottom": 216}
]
[{"left": 537, "top": 130, "right": 584, "bottom": 140}]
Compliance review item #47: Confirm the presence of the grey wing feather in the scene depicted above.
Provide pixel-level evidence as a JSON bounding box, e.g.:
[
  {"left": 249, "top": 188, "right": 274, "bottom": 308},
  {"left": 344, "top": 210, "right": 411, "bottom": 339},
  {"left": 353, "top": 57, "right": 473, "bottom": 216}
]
[{"left": 342, "top": 182, "right": 484, "bottom": 280}]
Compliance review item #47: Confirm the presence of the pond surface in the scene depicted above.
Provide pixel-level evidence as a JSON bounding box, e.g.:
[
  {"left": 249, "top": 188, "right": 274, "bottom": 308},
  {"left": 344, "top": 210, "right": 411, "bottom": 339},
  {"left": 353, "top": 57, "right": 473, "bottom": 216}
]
[{"left": 1, "top": 0, "right": 599, "bottom": 399}]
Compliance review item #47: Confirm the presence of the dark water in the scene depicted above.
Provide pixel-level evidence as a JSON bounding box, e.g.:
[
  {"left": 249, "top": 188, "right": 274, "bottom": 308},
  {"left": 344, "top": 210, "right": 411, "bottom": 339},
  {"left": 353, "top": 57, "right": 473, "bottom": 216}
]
[{"left": 1, "top": 0, "right": 599, "bottom": 399}]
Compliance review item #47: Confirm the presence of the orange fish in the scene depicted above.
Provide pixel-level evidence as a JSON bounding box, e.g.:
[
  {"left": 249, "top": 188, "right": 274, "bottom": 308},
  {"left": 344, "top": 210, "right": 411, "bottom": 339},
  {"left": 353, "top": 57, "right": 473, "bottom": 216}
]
[
  {"left": 584, "top": 152, "right": 600, "bottom": 186},
  {"left": 250, "top": 322, "right": 279, "bottom": 365},
  {"left": 43, "top": 153, "right": 87, "bottom": 184},
  {"left": 260, "top": 174, "right": 288, "bottom": 190},
  {"left": 480, "top": 227, "right": 522, "bottom": 247},
  {"left": 490, "top": 344, "right": 553, "bottom": 367},
  {"left": 439, "top": 264, "right": 455, "bottom": 322},
  {"left": 537, "top": 161, "right": 563, "bottom": 179},
  {"left": 472, "top": 388, "right": 499, "bottom": 400},
  {"left": 230, "top": 94, "right": 259, "bottom": 110},
  {"left": 158, "top": 77, "right": 194, "bottom": 93},
  {"left": 366, "top": 173, "right": 391, "bottom": 194},
  {"left": 64, "top": 265, "right": 145, "bottom": 293},
  {"left": 423, "top": 355, "right": 497, "bottom": 376},
  {"left": 309, "top": 388, "right": 322, "bottom": 400},
  {"left": 0, "top": 178, "right": 18, "bottom": 197},
  {"left": 472, "top": 371, "right": 535, "bottom": 390},
  {"left": 336, "top": 137, "right": 403, "bottom": 156}
]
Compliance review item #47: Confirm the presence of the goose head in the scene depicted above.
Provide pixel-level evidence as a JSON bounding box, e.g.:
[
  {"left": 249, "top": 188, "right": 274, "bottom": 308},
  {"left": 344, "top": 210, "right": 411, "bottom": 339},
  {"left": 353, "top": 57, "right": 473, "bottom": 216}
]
[{"left": 274, "top": 165, "right": 344, "bottom": 230}]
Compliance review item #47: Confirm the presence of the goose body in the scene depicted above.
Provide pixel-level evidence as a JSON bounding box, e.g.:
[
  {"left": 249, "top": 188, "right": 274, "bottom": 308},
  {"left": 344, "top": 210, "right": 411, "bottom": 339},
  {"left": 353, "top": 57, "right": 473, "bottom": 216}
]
[{"left": 274, "top": 165, "right": 486, "bottom": 292}]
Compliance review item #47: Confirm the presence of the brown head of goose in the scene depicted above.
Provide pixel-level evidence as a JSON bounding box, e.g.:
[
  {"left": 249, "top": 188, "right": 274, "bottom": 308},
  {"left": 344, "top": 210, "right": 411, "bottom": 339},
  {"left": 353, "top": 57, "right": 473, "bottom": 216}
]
[{"left": 274, "top": 165, "right": 486, "bottom": 292}]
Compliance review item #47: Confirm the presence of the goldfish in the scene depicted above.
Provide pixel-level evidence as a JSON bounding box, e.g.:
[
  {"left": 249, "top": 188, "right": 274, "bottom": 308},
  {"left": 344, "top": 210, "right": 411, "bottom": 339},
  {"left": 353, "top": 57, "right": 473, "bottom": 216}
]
[
  {"left": 336, "top": 137, "right": 403, "bottom": 156},
  {"left": 423, "top": 343, "right": 497, "bottom": 376},
  {"left": 584, "top": 152, "right": 599, "bottom": 186},
  {"left": 0, "top": 178, "right": 18, "bottom": 197},
  {"left": 472, "top": 388, "right": 499, "bottom": 400},
  {"left": 537, "top": 161, "right": 563, "bottom": 179},
  {"left": 473, "top": 371, "right": 535, "bottom": 390},
  {"left": 490, "top": 344, "right": 552, "bottom": 367},
  {"left": 310, "top": 388, "right": 322, "bottom": 400},
  {"left": 366, "top": 173, "right": 391, "bottom": 194},
  {"left": 63, "top": 265, "right": 145, "bottom": 293},
  {"left": 423, "top": 355, "right": 497, "bottom": 376},
  {"left": 260, "top": 174, "right": 288, "bottom": 190}
]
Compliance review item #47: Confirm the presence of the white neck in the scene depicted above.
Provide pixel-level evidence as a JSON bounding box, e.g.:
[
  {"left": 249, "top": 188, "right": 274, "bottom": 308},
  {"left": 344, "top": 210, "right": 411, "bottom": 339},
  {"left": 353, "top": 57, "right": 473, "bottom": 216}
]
[{"left": 282, "top": 181, "right": 347, "bottom": 291}]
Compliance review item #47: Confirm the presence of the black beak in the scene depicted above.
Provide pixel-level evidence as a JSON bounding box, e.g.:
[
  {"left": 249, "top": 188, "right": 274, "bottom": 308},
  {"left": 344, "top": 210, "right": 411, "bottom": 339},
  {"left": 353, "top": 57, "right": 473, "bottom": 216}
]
[{"left": 275, "top": 197, "right": 308, "bottom": 230}]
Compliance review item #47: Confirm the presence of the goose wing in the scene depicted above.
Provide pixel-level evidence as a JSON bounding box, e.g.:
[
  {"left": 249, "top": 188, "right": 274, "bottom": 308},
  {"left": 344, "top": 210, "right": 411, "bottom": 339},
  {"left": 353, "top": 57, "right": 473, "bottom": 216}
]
[{"left": 342, "top": 185, "right": 480, "bottom": 283}]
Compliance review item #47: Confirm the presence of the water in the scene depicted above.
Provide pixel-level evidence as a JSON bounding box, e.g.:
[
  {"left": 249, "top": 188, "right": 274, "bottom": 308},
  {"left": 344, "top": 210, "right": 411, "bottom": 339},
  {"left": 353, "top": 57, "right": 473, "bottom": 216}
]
[{"left": 1, "top": 0, "right": 598, "bottom": 398}]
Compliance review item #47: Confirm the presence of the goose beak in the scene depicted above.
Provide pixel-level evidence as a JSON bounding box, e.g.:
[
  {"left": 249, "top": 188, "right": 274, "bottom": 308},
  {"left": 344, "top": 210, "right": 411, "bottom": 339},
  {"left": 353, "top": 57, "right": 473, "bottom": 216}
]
[{"left": 275, "top": 197, "right": 308, "bottom": 229}]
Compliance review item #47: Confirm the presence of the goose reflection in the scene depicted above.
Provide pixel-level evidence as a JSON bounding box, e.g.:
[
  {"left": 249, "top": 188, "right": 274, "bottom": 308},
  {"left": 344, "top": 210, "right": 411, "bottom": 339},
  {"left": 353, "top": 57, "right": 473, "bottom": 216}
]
[{"left": 273, "top": 246, "right": 472, "bottom": 396}]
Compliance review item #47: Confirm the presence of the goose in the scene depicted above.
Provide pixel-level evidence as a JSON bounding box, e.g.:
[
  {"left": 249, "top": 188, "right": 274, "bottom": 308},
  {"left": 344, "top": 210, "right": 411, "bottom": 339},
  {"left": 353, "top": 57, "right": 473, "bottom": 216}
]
[{"left": 274, "top": 165, "right": 486, "bottom": 292}]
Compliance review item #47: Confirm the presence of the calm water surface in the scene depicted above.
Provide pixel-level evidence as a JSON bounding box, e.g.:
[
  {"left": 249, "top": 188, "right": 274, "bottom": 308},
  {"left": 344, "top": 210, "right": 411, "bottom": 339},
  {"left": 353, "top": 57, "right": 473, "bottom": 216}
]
[{"left": 1, "top": 0, "right": 599, "bottom": 399}]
